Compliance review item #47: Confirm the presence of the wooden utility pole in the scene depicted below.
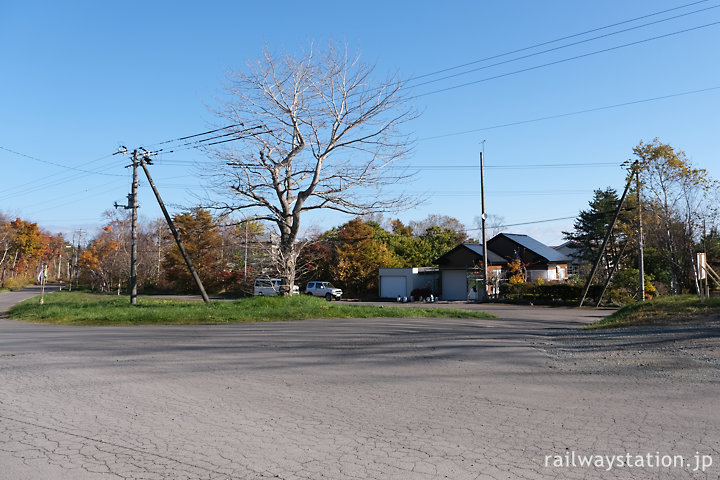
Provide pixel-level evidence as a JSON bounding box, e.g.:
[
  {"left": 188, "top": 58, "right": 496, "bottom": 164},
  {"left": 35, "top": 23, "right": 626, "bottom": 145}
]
[
  {"left": 595, "top": 242, "right": 628, "bottom": 307},
  {"left": 578, "top": 164, "right": 634, "bottom": 307},
  {"left": 636, "top": 163, "right": 645, "bottom": 301},
  {"left": 138, "top": 152, "right": 210, "bottom": 303}
]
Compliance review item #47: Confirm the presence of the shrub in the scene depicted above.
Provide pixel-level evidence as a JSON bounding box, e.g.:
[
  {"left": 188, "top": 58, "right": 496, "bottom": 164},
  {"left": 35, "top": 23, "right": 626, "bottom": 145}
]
[
  {"left": 410, "top": 287, "right": 433, "bottom": 299},
  {"left": 498, "top": 282, "right": 608, "bottom": 305}
]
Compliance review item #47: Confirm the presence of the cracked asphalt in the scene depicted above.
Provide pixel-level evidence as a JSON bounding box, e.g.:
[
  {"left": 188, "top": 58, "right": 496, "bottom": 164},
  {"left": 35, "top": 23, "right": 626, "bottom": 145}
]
[{"left": 1, "top": 287, "right": 718, "bottom": 479}]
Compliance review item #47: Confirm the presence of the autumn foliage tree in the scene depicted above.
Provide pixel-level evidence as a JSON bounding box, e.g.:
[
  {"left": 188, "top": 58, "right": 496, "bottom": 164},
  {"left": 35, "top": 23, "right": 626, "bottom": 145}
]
[
  {"left": 634, "top": 138, "right": 719, "bottom": 294},
  {"left": 162, "top": 208, "right": 225, "bottom": 292},
  {"left": 299, "top": 215, "right": 468, "bottom": 296},
  {"left": 7, "top": 218, "right": 44, "bottom": 275},
  {"left": 79, "top": 225, "right": 125, "bottom": 292},
  {"left": 0, "top": 214, "right": 66, "bottom": 288},
  {"left": 331, "top": 218, "right": 400, "bottom": 296}
]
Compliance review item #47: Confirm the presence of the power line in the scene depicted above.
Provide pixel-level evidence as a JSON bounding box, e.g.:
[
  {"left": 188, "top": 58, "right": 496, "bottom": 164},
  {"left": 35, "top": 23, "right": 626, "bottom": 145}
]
[
  {"left": 409, "top": 20, "right": 720, "bottom": 100},
  {"left": 467, "top": 216, "right": 577, "bottom": 231},
  {"left": 0, "top": 147, "right": 121, "bottom": 177},
  {"left": 117, "top": 4, "right": 720, "bottom": 158},
  {"left": 150, "top": 125, "right": 267, "bottom": 153},
  {"left": 407, "top": 3, "right": 720, "bottom": 90},
  {"left": 149, "top": 123, "right": 244, "bottom": 147},
  {"left": 466, "top": 206, "right": 637, "bottom": 232},
  {"left": 406, "top": 162, "right": 620, "bottom": 170},
  {"left": 419, "top": 85, "right": 720, "bottom": 141},
  {"left": 123, "top": 10, "right": 720, "bottom": 160},
  {"left": 409, "top": 0, "right": 714, "bottom": 82}
]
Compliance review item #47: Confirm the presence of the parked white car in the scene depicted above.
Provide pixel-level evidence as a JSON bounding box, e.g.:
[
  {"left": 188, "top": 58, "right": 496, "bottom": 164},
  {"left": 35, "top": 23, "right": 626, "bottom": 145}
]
[
  {"left": 305, "top": 281, "right": 343, "bottom": 301},
  {"left": 253, "top": 278, "right": 300, "bottom": 296}
]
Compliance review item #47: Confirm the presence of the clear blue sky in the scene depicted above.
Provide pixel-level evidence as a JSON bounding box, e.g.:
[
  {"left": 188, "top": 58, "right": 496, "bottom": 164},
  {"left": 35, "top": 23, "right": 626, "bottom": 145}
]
[{"left": 2, "top": 0, "right": 719, "bottom": 245}]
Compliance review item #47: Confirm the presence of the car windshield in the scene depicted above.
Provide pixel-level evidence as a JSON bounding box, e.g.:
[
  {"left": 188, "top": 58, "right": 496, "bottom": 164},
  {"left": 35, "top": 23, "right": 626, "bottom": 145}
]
[{"left": 323, "top": 283, "right": 335, "bottom": 289}]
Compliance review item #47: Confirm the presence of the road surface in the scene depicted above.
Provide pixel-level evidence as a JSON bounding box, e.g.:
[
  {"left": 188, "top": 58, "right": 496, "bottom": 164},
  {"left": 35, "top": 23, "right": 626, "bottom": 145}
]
[{"left": 0, "top": 289, "right": 717, "bottom": 479}]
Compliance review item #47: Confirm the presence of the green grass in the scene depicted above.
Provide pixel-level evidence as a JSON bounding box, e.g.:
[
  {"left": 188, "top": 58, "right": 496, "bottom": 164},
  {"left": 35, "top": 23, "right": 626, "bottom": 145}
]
[
  {"left": 7, "top": 291, "right": 495, "bottom": 326},
  {"left": 585, "top": 294, "right": 720, "bottom": 330}
]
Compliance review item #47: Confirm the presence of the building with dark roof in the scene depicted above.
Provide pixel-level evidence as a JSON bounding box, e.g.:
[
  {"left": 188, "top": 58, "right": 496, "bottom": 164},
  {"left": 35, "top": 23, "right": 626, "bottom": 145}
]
[
  {"left": 378, "top": 233, "right": 571, "bottom": 301},
  {"left": 552, "top": 240, "right": 584, "bottom": 276},
  {"left": 433, "top": 243, "right": 506, "bottom": 300},
  {"left": 487, "top": 233, "right": 569, "bottom": 283}
]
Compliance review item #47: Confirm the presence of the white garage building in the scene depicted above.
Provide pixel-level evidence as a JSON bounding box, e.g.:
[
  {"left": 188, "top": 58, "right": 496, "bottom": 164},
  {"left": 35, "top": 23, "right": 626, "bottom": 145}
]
[{"left": 378, "top": 267, "right": 440, "bottom": 299}]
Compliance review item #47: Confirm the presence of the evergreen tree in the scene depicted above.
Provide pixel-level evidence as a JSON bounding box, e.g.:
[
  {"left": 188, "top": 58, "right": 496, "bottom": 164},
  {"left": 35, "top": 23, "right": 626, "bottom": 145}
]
[{"left": 563, "top": 187, "right": 631, "bottom": 281}]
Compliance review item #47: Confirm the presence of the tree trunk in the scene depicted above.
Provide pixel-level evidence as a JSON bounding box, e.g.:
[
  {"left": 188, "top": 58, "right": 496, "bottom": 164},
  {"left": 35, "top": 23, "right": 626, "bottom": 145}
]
[{"left": 279, "top": 235, "right": 297, "bottom": 295}]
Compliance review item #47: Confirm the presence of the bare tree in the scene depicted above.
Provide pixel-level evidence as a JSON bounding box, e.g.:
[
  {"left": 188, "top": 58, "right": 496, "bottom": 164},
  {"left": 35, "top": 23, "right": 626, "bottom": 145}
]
[
  {"left": 473, "top": 213, "right": 506, "bottom": 239},
  {"left": 409, "top": 214, "right": 468, "bottom": 241},
  {"left": 208, "top": 44, "right": 417, "bottom": 291}
]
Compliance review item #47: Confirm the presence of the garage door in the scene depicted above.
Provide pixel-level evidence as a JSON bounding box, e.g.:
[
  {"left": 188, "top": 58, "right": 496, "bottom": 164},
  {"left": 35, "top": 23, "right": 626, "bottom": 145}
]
[
  {"left": 380, "top": 276, "right": 407, "bottom": 298},
  {"left": 442, "top": 270, "right": 467, "bottom": 300}
]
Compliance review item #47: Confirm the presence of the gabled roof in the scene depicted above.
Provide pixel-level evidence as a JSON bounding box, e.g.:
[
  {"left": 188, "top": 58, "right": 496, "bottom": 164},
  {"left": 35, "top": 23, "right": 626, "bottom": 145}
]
[
  {"left": 435, "top": 243, "right": 506, "bottom": 265},
  {"left": 491, "top": 233, "right": 568, "bottom": 263},
  {"left": 553, "top": 241, "right": 581, "bottom": 261},
  {"left": 461, "top": 243, "right": 507, "bottom": 263}
]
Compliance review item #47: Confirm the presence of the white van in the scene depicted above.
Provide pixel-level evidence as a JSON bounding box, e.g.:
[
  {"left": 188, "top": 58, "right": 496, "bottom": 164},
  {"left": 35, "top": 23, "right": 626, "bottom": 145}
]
[{"left": 253, "top": 278, "right": 299, "bottom": 296}]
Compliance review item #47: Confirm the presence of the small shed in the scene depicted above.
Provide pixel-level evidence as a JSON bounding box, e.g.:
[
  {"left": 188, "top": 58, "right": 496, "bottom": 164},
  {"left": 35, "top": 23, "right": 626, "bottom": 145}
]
[{"left": 378, "top": 267, "right": 440, "bottom": 299}]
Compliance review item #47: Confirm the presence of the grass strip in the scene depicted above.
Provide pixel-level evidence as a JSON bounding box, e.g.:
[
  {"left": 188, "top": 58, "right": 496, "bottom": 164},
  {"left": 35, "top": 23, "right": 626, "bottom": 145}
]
[
  {"left": 585, "top": 294, "right": 720, "bottom": 330},
  {"left": 7, "top": 291, "right": 495, "bottom": 326}
]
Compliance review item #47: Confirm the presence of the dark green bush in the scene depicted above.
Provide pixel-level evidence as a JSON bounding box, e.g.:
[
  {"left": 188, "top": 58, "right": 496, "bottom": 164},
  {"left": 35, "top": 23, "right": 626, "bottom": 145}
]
[{"left": 498, "top": 282, "right": 606, "bottom": 305}]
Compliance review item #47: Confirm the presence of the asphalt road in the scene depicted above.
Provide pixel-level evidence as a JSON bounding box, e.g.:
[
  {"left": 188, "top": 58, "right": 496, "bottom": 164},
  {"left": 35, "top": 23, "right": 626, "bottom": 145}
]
[{"left": 0, "top": 289, "right": 717, "bottom": 479}]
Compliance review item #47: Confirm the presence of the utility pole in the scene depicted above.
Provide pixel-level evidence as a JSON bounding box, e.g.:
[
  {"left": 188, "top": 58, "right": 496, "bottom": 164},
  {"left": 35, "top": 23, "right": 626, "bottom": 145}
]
[
  {"left": 70, "top": 230, "right": 84, "bottom": 291},
  {"left": 113, "top": 147, "right": 139, "bottom": 305},
  {"left": 244, "top": 219, "right": 249, "bottom": 282},
  {"left": 137, "top": 150, "right": 210, "bottom": 303},
  {"left": 578, "top": 163, "right": 635, "bottom": 307},
  {"left": 68, "top": 232, "right": 76, "bottom": 291},
  {"left": 480, "top": 148, "right": 489, "bottom": 302},
  {"left": 636, "top": 163, "right": 645, "bottom": 302},
  {"left": 704, "top": 218, "right": 710, "bottom": 298}
]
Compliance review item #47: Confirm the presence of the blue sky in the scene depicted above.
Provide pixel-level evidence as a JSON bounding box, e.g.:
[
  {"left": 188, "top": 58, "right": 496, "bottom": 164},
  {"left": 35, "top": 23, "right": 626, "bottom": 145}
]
[{"left": 2, "top": 1, "right": 719, "bottom": 245}]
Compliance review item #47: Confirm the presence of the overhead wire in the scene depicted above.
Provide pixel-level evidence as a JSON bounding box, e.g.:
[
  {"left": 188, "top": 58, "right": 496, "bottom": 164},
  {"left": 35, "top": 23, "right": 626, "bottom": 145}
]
[
  {"left": 149, "top": 125, "right": 267, "bottom": 153},
  {"left": 0, "top": 147, "right": 121, "bottom": 177},
  {"left": 419, "top": 85, "right": 720, "bottom": 140},
  {"left": 408, "top": 0, "right": 714, "bottom": 82},
  {"left": 0, "top": 149, "right": 126, "bottom": 204},
  {"left": 404, "top": 162, "right": 620, "bottom": 170},
  {"left": 131, "top": 4, "right": 720, "bottom": 158},
  {"left": 406, "top": 3, "right": 720, "bottom": 90},
  {"left": 409, "top": 20, "right": 720, "bottom": 100},
  {"left": 465, "top": 207, "right": 636, "bottom": 231},
  {"left": 10, "top": 6, "right": 714, "bottom": 233},
  {"left": 148, "top": 123, "right": 244, "bottom": 147}
]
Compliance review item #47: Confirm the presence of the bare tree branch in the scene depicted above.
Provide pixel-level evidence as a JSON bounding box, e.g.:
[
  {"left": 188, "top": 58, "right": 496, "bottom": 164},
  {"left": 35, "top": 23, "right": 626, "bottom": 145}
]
[{"left": 205, "top": 43, "right": 419, "bottom": 290}]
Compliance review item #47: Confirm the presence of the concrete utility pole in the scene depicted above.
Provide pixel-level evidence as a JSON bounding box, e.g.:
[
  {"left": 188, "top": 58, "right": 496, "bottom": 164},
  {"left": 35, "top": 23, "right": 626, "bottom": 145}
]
[
  {"left": 114, "top": 147, "right": 140, "bottom": 305},
  {"left": 480, "top": 149, "right": 489, "bottom": 302}
]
